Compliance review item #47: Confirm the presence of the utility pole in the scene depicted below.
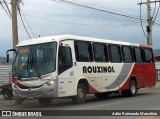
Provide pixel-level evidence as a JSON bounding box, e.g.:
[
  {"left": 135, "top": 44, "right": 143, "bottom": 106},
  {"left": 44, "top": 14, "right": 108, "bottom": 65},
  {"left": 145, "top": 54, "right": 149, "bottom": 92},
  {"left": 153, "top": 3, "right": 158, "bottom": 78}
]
[
  {"left": 11, "top": 0, "right": 18, "bottom": 49},
  {"left": 138, "top": 0, "right": 160, "bottom": 45},
  {"left": 146, "top": 0, "right": 152, "bottom": 45}
]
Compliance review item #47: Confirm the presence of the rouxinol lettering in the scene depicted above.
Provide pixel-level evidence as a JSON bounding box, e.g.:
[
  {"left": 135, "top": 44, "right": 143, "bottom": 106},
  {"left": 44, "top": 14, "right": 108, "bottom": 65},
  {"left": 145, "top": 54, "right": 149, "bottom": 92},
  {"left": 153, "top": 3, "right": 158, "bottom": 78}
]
[{"left": 83, "top": 66, "right": 115, "bottom": 73}]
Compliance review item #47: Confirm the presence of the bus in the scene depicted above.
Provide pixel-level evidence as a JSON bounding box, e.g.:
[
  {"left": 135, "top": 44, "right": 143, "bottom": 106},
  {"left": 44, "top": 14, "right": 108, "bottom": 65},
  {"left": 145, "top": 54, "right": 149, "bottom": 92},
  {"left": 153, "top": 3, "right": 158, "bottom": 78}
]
[{"left": 7, "top": 35, "right": 156, "bottom": 105}]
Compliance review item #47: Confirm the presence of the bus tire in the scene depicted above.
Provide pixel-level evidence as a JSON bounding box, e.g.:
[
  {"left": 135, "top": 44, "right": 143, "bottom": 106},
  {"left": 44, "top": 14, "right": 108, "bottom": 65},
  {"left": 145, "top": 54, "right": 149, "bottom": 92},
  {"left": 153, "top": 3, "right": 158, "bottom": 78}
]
[
  {"left": 72, "top": 84, "right": 86, "bottom": 104},
  {"left": 3, "top": 90, "right": 11, "bottom": 100},
  {"left": 38, "top": 98, "right": 52, "bottom": 106},
  {"left": 95, "top": 93, "right": 108, "bottom": 98},
  {"left": 122, "top": 80, "right": 137, "bottom": 97}
]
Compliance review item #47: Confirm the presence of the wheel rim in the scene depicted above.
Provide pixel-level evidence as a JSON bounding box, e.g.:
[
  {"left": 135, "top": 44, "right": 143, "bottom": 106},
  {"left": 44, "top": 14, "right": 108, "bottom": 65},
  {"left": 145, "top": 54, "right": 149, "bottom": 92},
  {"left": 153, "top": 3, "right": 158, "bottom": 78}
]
[
  {"left": 77, "top": 88, "right": 84, "bottom": 99},
  {"left": 4, "top": 92, "right": 9, "bottom": 99},
  {"left": 131, "top": 83, "right": 136, "bottom": 94}
]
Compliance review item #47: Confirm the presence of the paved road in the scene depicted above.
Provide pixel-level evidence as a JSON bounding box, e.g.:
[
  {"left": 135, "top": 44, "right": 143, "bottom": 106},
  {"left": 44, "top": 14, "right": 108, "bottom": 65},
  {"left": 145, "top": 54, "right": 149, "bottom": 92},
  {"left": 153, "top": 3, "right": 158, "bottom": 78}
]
[{"left": 0, "top": 82, "right": 160, "bottom": 119}]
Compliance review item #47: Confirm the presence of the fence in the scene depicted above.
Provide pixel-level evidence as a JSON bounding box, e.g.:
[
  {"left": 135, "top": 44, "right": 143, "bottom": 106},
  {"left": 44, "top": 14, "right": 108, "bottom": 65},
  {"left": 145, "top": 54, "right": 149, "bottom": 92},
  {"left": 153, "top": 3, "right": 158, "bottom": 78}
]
[
  {"left": 0, "top": 64, "right": 12, "bottom": 87},
  {"left": 156, "top": 62, "right": 160, "bottom": 81}
]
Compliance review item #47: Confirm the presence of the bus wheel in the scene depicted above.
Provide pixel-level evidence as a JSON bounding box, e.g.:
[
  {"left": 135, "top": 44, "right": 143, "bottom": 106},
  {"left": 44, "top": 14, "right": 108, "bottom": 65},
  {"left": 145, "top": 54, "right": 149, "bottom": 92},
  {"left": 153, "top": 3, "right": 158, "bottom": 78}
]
[
  {"left": 72, "top": 84, "right": 86, "bottom": 104},
  {"left": 3, "top": 90, "right": 11, "bottom": 100},
  {"left": 122, "top": 80, "right": 137, "bottom": 97},
  {"left": 38, "top": 98, "right": 52, "bottom": 106},
  {"left": 95, "top": 93, "right": 108, "bottom": 98}
]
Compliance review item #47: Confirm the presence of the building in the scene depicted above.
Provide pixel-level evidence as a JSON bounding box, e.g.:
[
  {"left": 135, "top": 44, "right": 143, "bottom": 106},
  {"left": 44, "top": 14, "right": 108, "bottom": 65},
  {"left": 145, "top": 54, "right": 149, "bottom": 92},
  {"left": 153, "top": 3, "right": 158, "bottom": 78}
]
[
  {"left": 155, "top": 56, "right": 160, "bottom": 62},
  {"left": 0, "top": 57, "right": 6, "bottom": 64},
  {"left": 154, "top": 49, "right": 160, "bottom": 62},
  {"left": 156, "top": 62, "right": 160, "bottom": 81},
  {"left": 0, "top": 57, "right": 13, "bottom": 64},
  {"left": 154, "top": 49, "right": 160, "bottom": 80}
]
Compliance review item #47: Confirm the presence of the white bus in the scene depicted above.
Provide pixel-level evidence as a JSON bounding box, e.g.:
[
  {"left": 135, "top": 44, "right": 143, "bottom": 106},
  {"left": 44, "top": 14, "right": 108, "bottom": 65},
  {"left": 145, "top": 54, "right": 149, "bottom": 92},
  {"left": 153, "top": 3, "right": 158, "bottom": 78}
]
[{"left": 7, "top": 35, "right": 156, "bottom": 105}]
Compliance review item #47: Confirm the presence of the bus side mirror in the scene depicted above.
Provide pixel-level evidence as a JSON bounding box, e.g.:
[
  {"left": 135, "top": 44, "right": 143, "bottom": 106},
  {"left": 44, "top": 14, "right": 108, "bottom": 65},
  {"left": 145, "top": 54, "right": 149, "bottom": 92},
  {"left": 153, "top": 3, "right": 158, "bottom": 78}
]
[
  {"left": 6, "top": 49, "right": 16, "bottom": 63},
  {"left": 6, "top": 54, "right": 9, "bottom": 63}
]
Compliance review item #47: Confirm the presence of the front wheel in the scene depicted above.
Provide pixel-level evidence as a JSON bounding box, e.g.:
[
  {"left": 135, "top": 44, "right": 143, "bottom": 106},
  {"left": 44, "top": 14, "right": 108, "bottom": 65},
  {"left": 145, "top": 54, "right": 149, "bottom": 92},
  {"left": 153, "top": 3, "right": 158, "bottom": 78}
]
[
  {"left": 38, "top": 98, "right": 52, "bottom": 106},
  {"left": 3, "top": 90, "right": 11, "bottom": 100},
  {"left": 72, "top": 84, "right": 86, "bottom": 104},
  {"left": 122, "top": 80, "right": 137, "bottom": 97}
]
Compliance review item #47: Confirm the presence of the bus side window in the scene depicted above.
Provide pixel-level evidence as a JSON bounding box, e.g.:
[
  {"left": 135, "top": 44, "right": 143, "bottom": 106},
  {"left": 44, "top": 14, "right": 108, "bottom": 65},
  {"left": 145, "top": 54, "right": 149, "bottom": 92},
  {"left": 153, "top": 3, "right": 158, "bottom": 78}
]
[
  {"left": 93, "top": 43, "right": 108, "bottom": 62},
  {"left": 58, "top": 46, "right": 73, "bottom": 75},
  {"left": 122, "top": 46, "right": 134, "bottom": 63},
  {"left": 133, "top": 47, "right": 143, "bottom": 63},
  {"left": 144, "top": 48, "right": 153, "bottom": 63},
  {"left": 109, "top": 44, "right": 122, "bottom": 63},
  {"left": 74, "top": 41, "right": 93, "bottom": 62}
]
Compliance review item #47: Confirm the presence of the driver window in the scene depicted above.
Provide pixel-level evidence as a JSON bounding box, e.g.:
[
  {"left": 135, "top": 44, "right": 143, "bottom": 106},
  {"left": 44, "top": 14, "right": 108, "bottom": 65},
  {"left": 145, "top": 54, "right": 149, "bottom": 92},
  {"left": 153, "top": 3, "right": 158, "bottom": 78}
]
[{"left": 58, "top": 46, "right": 73, "bottom": 74}]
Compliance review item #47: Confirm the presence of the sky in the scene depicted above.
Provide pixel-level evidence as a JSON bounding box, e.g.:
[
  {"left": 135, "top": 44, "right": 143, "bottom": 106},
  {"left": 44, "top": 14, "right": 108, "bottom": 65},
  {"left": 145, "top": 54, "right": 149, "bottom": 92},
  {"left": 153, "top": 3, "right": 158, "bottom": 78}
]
[{"left": 0, "top": 0, "right": 160, "bottom": 57}]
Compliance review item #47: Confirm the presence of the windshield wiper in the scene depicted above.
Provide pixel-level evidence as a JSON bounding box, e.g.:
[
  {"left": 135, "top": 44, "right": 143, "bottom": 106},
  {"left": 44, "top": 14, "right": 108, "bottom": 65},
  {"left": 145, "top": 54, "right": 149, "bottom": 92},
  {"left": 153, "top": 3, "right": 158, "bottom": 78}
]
[{"left": 33, "top": 64, "right": 41, "bottom": 79}]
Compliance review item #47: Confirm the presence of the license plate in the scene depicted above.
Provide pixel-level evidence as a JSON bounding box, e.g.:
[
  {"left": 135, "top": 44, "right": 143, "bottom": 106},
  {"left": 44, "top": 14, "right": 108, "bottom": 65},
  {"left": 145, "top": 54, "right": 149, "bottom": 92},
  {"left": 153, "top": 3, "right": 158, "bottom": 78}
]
[{"left": 27, "top": 96, "right": 35, "bottom": 100}]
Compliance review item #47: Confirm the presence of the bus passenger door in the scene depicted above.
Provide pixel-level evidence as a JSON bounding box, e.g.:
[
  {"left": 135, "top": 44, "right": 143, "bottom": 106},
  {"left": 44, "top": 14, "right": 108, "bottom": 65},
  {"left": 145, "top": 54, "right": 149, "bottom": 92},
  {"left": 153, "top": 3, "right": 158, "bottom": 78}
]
[{"left": 57, "top": 45, "right": 75, "bottom": 97}]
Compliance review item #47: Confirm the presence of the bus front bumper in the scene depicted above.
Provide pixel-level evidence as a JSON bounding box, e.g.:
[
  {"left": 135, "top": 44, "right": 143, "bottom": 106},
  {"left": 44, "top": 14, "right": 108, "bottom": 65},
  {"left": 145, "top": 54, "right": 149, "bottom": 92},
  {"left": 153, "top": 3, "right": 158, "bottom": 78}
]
[{"left": 12, "top": 84, "right": 57, "bottom": 99}]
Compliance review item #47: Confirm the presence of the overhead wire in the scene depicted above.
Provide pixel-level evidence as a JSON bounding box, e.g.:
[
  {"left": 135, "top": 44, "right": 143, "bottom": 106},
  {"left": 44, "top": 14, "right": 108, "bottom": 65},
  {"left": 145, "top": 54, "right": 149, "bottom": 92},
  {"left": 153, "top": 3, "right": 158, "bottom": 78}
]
[
  {"left": 152, "top": 1, "right": 160, "bottom": 25},
  {"left": 1, "top": 0, "right": 160, "bottom": 37},
  {"left": 53, "top": 0, "right": 149, "bottom": 25},
  {"left": 2, "top": 0, "right": 11, "bottom": 16},
  {"left": 53, "top": 1, "right": 140, "bottom": 27},
  {"left": 20, "top": 11, "right": 37, "bottom": 38},
  {"left": 1, "top": 1, "right": 137, "bottom": 29},
  {"left": 17, "top": 4, "right": 32, "bottom": 39},
  {"left": 0, "top": 0, "right": 11, "bottom": 18},
  {"left": 1, "top": 1, "right": 36, "bottom": 39},
  {"left": 23, "top": 14, "right": 125, "bottom": 27},
  {"left": 90, "top": 0, "right": 143, "bottom": 19},
  {"left": 140, "top": 0, "right": 148, "bottom": 39},
  {"left": 152, "top": 2, "right": 157, "bottom": 19},
  {"left": 53, "top": 0, "right": 143, "bottom": 20}
]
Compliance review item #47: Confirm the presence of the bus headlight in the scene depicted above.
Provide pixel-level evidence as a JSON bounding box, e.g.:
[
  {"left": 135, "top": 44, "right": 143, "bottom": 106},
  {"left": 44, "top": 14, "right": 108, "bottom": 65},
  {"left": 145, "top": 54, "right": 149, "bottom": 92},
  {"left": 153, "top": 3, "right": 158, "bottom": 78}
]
[
  {"left": 47, "top": 80, "right": 54, "bottom": 85},
  {"left": 43, "top": 79, "right": 55, "bottom": 86}
]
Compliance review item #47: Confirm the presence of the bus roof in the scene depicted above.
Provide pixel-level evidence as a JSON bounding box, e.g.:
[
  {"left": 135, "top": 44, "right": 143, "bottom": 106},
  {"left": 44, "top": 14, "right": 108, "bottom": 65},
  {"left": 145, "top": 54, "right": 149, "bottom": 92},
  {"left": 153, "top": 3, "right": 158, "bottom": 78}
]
[{"left": 16, "top": 35, "right": 150, "bottom": 48}]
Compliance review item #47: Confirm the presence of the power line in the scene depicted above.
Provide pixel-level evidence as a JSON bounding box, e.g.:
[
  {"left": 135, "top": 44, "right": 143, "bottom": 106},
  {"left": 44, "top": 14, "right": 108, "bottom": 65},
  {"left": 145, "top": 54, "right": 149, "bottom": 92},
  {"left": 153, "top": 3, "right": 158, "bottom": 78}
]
[
  {"left": 140, "top": 1, "right": 148, "bottom": 39},
  {"left": 22, "top": 14, "right": 37, "bottom": 39},
  {"left": 53, "top": 0, "right": 159, "bottom": 28},
  {"left": 23, "top": 14, "right": 123, "bottom": 27},
  {"left": 138, "top": 0, "right": 160, "bottom": 45},
  {"left": 20, "top": 10, "right": 37, "bottom": 39},
  {"left": 17, "top": 4, "right": 32, "bottom": 39},
  {"left": 153, "top": 1, "right": 160, "bottom": 25},
  {"left": 53, "top": 0, "right": 147, "bottom": 27},
  {"left": 53, "top": 0, "right": 142, "bottom": 21},
  {"left": 1, "top": 1, "right": 35, "bottom": 39},
  {"left": 2, "top": 0, "right": 11, "bottom": 16},
  {"left": 90, "top": 0, "right": 143, "bottom": 18},
  {"left": 152, "top": 2, "right": 157, "bottom": 19},
  {"left": 63, "top": 3, "right": 138, "bottom": 23},
  {"left": 0, "top": 0, "right": 11, "bottom": 18}
]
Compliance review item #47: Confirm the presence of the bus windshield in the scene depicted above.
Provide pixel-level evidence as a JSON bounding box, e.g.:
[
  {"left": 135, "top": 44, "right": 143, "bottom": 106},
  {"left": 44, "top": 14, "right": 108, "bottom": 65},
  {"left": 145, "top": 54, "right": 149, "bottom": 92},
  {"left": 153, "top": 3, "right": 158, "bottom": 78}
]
[{"left": 13, "top": 42, "right": 57, "bottom": 79}]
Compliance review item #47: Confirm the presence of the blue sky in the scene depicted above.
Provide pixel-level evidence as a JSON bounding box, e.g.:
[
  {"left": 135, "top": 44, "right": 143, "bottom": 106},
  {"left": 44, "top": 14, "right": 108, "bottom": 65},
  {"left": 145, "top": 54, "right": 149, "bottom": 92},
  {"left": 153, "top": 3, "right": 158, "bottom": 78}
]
[{"left": 0, "top": 0, "right": 160, "bottom": 57}]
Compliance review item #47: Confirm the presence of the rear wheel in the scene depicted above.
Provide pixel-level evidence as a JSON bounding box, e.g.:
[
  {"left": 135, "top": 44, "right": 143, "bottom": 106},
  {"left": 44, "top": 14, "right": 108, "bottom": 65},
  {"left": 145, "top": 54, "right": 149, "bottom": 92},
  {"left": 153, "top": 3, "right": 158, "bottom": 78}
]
[
  {"left": 38, "top": 98, "right": 52, "bottom": 106},
  {"left": 72, "top": 84, "right": 86, "bottom": 104},
  {"left": 122, "top": 80, "right": 137, "bottom": 97}
]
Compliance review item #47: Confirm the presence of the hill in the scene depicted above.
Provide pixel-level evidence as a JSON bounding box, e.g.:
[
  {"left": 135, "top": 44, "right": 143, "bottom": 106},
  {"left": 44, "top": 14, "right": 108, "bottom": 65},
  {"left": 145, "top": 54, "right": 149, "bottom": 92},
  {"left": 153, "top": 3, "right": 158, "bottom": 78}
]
[
  {"left": 154, "top": 49, "right": 160, "bottom": 56},
  {"left": 0, "top": 57, "right": 13, "bottom": 64},
  {"left": 0, "top": 57, "right": 6, "bottom": 64}
]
